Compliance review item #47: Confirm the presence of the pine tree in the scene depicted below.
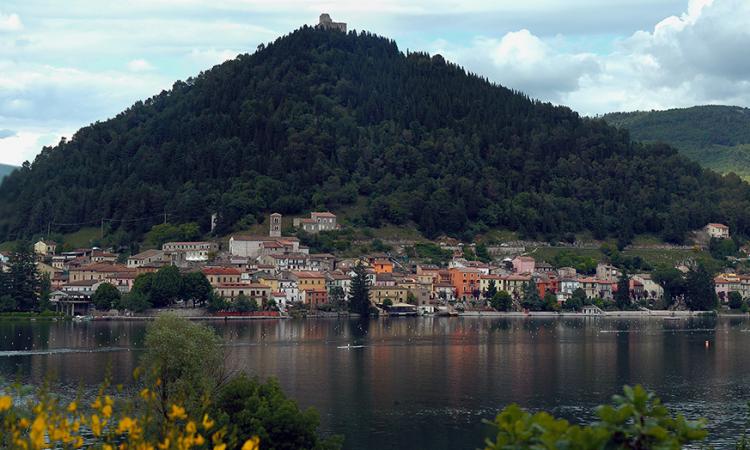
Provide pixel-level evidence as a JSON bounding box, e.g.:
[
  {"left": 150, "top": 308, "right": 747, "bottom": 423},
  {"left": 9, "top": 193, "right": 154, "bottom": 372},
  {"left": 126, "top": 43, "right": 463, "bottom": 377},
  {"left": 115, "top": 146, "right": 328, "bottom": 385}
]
[
  {"left": 684, "top": 264, "right": 717, "bottom": 311},
  {"left": 484, "top": 279, "right": 498, "bottom": 301},
  {"left": 522, "top": 281, "right": 543, "bottom": 311},
  {"left": 348, "top": 262, "right": 371, "bottom": 316},
  {"left": 8, "top": 241, "right": 40, "bottom": 311},
  {"left": 615, "top": 271, "right": 631, "bottom": 310}
]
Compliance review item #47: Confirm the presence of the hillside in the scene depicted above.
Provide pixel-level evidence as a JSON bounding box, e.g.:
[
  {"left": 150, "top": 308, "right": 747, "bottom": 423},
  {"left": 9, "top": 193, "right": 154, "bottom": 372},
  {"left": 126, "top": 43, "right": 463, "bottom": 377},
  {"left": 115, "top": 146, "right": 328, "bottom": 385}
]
[
  {"left": 0, "top": 163, "right": 16, "bottom": 180},
  {"left": 2, "top": 26, "right": 750, "bottom": 245},
  {"left": 602, "top": 106, "right": 750, "bottom": 177}
]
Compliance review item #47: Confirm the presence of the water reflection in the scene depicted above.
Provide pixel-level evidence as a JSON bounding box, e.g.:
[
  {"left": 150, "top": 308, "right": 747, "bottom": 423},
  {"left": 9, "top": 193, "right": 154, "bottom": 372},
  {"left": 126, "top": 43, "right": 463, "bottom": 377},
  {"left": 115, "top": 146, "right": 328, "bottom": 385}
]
[{"left": 0, "top": 317, "right": 748, "bottom": 449}]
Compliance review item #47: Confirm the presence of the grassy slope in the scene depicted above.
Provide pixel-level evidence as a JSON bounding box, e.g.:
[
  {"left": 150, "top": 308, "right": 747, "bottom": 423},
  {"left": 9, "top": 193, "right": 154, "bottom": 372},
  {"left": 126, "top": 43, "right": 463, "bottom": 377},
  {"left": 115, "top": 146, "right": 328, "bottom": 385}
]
[{"left": 602, "top": 105, "right": 750, "bottom": 178}]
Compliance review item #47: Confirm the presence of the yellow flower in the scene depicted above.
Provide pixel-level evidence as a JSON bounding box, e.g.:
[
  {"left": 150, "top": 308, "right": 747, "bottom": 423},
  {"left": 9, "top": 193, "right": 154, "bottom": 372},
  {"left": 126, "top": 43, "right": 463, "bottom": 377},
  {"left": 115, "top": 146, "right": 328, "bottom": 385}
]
[
  {"left": 241, "top": 436, "right": 260, "bottom": 450},
  {"left": 168, "top": 404, "right": 187, "bottom": 420},
  {"left": 213, "top": 445, "right": 226, "bottom": 450},
  {"left": 195, "top": 435, "right": 205, "bottom": 446},
  {"left": 202, "top": 414, "right": 214, "bottom": 430},
  {"left": 158, "top": 438, "right": 170, "bottom": 450},
  {"left": 186, "top": 420, "right": 197, "bottom": 434},
  {"left": 91, "top": 414, "right": 102, "bottom": 436},
  {"left": 104, "top": 445, "right": 114, "bottom": 450},
  {"left": 19, "top": 418, "right": 30, "bottom": 428},
  {"left": 102, "top": 404, "right": 113, "bottom": 418},
  {"left": 30, "top": 415, "right": 46, "bottom": 449},
  {"left": 67, "top": 401, "right": 77, "bottom": 413},
  {"left": 0, "top": 395, "right": 12, "bottom": 411}
]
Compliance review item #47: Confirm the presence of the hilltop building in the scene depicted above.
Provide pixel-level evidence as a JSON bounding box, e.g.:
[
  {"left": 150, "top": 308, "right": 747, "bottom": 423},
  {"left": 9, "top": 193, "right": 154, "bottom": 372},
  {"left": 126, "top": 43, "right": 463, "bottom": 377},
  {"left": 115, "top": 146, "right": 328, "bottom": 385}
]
[
  {"left": 293, "top": 212, "right": 338, "bottom": 234},
  {"left": 705, "top": 223, "right": 730, "bottom": 239},
  {"left": 318, "top": 13, "right": 346, "bottom": 32}
]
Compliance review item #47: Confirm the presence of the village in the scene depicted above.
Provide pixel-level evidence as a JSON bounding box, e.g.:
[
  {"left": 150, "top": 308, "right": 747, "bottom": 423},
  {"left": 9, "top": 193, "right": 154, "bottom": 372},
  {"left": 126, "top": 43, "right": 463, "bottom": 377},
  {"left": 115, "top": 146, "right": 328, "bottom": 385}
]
[{"left": 0, "top": 212, "right": 743, "bottom": 318}]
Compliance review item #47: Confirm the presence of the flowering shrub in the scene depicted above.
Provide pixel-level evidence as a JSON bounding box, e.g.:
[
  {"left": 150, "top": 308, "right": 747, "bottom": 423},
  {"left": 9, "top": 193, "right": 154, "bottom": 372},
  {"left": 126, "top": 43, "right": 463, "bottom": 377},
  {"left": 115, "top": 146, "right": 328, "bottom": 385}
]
[{"left": 0, "top": 381, "right": 260, "bottom": 450}]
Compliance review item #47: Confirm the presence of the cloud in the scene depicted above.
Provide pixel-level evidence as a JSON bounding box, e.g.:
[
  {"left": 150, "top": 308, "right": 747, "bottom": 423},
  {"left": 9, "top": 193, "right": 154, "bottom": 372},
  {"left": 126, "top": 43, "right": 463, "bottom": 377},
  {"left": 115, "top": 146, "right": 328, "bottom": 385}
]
[
  {"left": 0, "top": 129, "right": 16, "bottom": 139},
  {"left": 433, "top": 0, "right": 750, "bottom": 115},
  {"left": 0, "top": 12, "right": 22, "bottom": 31},
  {"left": 187, "top": 48, "right": 239, "bottom": 66},
  {"left": 127, "top": 59, "right": 155, "bottom": 72}
]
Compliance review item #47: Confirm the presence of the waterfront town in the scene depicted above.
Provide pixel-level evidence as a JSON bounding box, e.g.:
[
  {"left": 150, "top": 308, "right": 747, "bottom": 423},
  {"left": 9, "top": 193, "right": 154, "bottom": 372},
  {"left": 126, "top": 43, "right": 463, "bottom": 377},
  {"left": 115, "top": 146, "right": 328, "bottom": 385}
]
[{"left": 0, "top": 211, "right": 742, "bottom": 317}]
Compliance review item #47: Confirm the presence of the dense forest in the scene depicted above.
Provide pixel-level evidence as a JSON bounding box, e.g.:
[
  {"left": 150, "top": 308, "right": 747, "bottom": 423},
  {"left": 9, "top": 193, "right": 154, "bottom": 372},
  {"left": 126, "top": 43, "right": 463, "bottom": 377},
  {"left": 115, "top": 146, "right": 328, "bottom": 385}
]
[
  {"left": 2, "top": 27, "right": 750, "bottom": 245},
  {"left": 603, "top": 106, "right": 750, "bottom": 178}
]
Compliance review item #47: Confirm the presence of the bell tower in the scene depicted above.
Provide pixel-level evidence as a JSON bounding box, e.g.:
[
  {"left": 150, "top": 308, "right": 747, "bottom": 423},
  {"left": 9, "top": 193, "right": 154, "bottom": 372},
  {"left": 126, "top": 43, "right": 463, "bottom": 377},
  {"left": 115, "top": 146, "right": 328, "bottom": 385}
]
[{"left": 269, "top": 213, "right": 282, "bottom": 237}]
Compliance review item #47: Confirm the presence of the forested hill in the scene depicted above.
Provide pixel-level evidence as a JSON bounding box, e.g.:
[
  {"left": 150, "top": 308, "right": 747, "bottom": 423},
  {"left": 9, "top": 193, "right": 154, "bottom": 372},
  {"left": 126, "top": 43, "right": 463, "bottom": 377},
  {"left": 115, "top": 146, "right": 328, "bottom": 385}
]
[
  {"left": 2, "top": 26, "right": 750, "bottom": 245},
  {"left": 0, "top": 164, "right": 15, "bottom": 180},
  {"left": 602, "top": 106, "right": 750, "bottom": 178}
]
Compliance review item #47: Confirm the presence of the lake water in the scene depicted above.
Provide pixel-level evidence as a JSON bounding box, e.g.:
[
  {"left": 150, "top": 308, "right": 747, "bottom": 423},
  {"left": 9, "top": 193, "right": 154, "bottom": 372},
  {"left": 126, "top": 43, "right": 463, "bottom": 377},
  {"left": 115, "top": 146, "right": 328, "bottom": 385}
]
[{"left": 1, "top": 316, "right": 750, "bottom": 449}]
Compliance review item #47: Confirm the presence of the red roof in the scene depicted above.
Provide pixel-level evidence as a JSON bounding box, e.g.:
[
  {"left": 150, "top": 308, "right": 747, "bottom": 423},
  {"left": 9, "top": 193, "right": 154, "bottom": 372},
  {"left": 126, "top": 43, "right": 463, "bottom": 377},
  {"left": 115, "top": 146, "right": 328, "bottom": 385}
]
[
  {"left": 310, "top": 212, "right": 336, "bottom": 218},
  {"left": 202, "top": 267, "right": 241, "bottom": 276},
  {"left": 707, "top": 223, "right": 729, "bottom": 229},
  {"left": 292, "top": 271, "right": 325, "bottom": 278}
]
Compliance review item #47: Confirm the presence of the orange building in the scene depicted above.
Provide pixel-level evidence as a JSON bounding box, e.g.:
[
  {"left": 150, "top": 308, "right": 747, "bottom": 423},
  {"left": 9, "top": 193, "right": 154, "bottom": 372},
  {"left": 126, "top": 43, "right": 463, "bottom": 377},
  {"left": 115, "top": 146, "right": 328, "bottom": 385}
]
[
  {"left": 449, "top": 267, "right": 482, "bottom": 300},
  {"left": 373, "top": 259, "right": 394, "bottom": 274}
]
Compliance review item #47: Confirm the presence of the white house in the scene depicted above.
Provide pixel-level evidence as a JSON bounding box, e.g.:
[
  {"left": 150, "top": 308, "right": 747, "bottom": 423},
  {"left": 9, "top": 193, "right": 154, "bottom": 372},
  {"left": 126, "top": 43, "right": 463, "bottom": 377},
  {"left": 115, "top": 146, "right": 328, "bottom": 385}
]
[{"left": 705, "top": 223, "right": 730, "bottom": 239}]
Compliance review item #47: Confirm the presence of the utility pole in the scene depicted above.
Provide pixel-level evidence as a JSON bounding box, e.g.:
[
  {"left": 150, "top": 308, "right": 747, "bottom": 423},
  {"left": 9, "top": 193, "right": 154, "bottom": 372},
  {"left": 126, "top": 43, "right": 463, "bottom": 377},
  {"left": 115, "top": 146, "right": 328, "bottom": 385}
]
[
  {"left": 164, "top": 210, "right": 168, "bottom": 225},
  {"left": 47, "top": 222, "right": 51, "bottom": 238},
  {"left": 100, "top": 218, "right": 105, "bottom": 240}
]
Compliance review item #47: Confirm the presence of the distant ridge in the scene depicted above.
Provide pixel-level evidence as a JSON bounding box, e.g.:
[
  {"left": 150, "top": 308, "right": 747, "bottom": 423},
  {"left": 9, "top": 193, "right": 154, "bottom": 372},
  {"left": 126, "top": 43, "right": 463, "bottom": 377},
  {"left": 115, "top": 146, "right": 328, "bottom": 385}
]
[{"left": 602, "top": 105, "right": 750, "bottom": 178}]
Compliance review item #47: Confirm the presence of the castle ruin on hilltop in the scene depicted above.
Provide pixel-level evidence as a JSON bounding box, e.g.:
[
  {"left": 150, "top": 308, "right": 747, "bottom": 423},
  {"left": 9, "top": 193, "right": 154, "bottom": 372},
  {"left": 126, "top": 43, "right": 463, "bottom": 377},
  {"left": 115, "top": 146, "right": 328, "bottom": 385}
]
[{"left": 318, "top": 13, "right": 347, "bottom": 32}]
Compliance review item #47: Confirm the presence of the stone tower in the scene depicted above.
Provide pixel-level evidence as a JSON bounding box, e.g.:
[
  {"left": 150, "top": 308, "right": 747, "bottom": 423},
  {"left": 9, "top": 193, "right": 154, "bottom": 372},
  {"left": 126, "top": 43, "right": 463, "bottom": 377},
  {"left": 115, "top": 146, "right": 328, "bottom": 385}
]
[
  {"left": 318, "top": 13, "right": 347, "bottom": 33},
  {"left": 269, "top": 213, "right": 282, "bottom": 237}
]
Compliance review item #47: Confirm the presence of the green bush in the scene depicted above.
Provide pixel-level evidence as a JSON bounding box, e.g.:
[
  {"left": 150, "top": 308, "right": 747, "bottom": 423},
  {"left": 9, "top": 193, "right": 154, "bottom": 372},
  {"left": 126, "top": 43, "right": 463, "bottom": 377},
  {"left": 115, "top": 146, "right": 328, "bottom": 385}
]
[{"left": 485, "top": 385, "right": 707, "bottom": 449}]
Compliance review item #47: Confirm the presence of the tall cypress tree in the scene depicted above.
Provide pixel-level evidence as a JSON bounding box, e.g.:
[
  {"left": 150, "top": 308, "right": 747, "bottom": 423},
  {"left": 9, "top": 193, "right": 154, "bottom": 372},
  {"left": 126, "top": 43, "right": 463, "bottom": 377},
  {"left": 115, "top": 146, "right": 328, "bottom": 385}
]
[
  {"left": 348, "top": 262, "right": 371, "bottom": 316},
  {"left": 615, "top": 271, "right": 631, "bottom": 310},
  {"left": 684, "top": 264, "right": 717, "bottom": 311},
  {"left": 8, "top": 241, "right": 40, "bottom": 311}
]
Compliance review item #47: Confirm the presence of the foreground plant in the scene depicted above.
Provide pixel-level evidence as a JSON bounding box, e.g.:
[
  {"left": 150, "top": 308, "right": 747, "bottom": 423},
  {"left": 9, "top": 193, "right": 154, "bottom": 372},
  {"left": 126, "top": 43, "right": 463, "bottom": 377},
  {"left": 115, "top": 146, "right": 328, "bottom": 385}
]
[
  {"left": 485, "top": 385, "right": 707, "bottom": 449},
  {"left": 0, "top": 383, "right": 260, "bottom": 450}
]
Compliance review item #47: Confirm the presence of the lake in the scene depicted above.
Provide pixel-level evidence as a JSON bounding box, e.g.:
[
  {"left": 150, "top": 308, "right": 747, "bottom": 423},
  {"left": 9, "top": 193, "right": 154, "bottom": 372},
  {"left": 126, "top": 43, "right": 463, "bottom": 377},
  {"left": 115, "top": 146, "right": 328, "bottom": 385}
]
[{"left": 1, "top": 316, "right": 749, "bottom": 449}]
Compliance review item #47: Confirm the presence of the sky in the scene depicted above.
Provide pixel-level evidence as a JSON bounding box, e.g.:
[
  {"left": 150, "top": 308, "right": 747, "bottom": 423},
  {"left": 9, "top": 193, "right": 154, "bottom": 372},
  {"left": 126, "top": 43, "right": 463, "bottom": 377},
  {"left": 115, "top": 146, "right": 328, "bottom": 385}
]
[{"left": 1, "top": 0, "right": 749, "bottom": 165}]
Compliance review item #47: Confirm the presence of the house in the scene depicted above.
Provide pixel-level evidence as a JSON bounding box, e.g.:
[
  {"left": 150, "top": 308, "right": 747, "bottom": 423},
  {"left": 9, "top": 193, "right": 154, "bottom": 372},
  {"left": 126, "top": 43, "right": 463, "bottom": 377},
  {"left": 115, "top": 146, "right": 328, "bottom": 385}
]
[
  {"left": 434, "top": 282, "right": 455, "bottom": 300},
  {"left": 479, "top": 274, "right": 503, "bottom": 295},
  {"left": 290, "top": 271, "right": 327, "bottom": 292},
  {"left": 309, "top": 253, "right": 336, "bottom": 272},
  {"left": 127, "top": 249, "right": 166, "bottom": 268},
  {"left": 536, "top": 261, "right": 554, "bottom": 273},
  {"left": 449, "top": 267, "right": 482, "bottom": 300},
  {"left": 69, "top": 263, "right": 130, "bottom": 283},
  {"left": 202, "top": 267, "right": 242, "bottom": 287},
  {"left": 715, "top": 273, "right": 741, "bottom": 302},
  {"left": 535, "top": 274, "right": 559, "bottom": 297},
  {"left": 512, "top": 256, "right": 535, "bottom": 274},
  {"left": 229, "top": 235, "right": 301, "bottom": 259},
  {"left": 632, "top": 273, "right": 663, "bottom": 299},
  {"left": 91, "top": 250, "right": 118, "bottom": 264},
  {"left": 259, "top": 253, "right": 310, "bottom": 272},
  {"left": 326, "top": 270, "right": 352, "bottom": 298},
  {"left": 271, "top": 291, "right": 288, "bottom": 311},
  {"left": 596, "top": 263, "right": 621, "bottom": 282},
  {"left": 373, "top": 259, "right": 393, "bottom": 274},
  {"left": 278, "top": 275, "right": 300, "bottom": 303},
  {"left": 369, "top": 286, "right": 408, "bottom": 304},
  {"left": 705, "top": 223, "right": 730, "bottom": 239},
  {"left": 292, "top": 212, "right": 338, "bottom": 234},
  {"left": 34, "top": 240, "right": 57, "bottom": 256},
  {"left": 105, "top": 271, "right": 137, "bottom": 293},
  {"left": 216, "top": 282, "right": 270, "bottom": 303},
  {"left": 302, "top": 289, "right": 328, "bottom": 307},
  {"left": 502, "top": 274, "right": 532, "bottom": 297},
  {"left": 163, "top": 241, "right": 218, "bottom": 265}
]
